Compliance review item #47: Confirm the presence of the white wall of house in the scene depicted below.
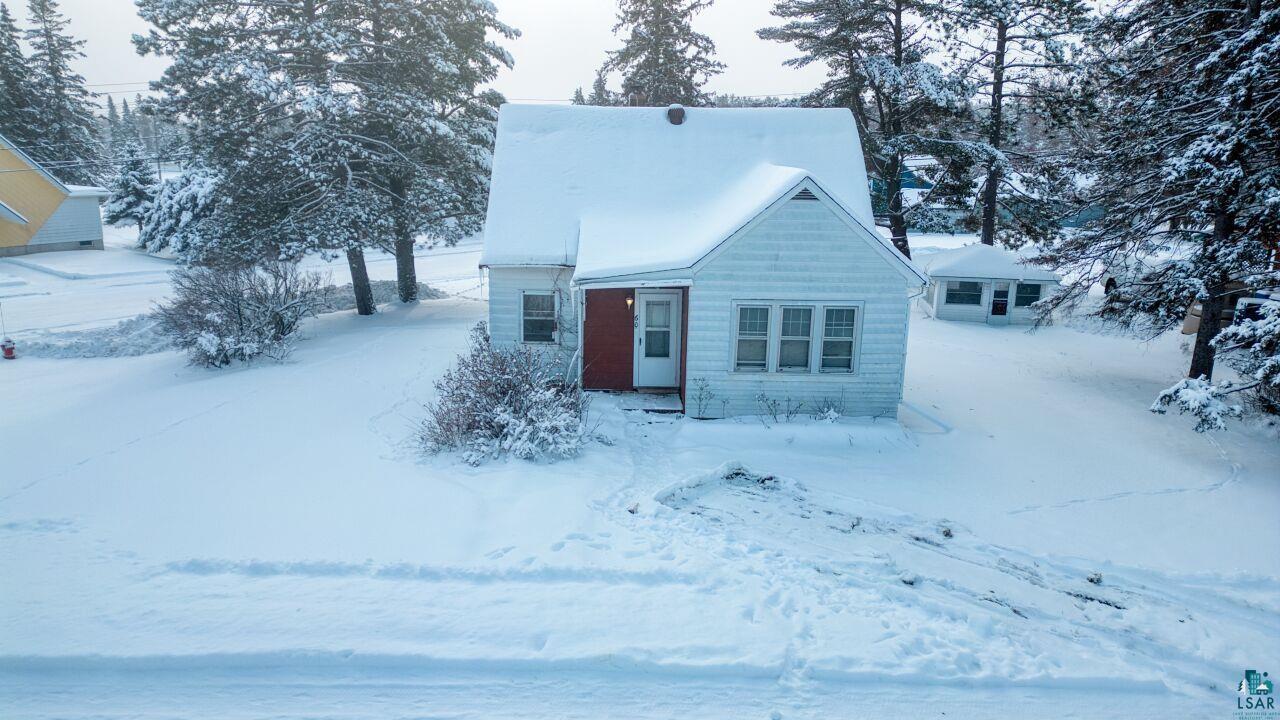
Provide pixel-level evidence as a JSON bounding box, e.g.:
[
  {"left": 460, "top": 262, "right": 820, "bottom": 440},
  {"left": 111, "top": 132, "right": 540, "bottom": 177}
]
[
  {"left": 685, "top": 197, "right": 913, "bottom": 419},
  {"left": 923, "top": 277, "right": 1058, "bottom": 325},
  {"left": 29, "top": 196, "right": 103, "bottom": 249},
  {"left": 486, "top": 266, "right": 579, "bottom": 375}
]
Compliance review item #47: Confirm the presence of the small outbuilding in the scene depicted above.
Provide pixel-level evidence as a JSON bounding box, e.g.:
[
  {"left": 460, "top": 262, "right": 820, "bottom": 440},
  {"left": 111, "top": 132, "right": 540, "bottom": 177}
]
[
  {"left": 481, "top": 104, "right": 928, "bottom": 418},
  {"left": 0, "top": 133, "right": 107, "bottom": 257},
  {"left": 919, "top": 244, "right": 1059, "bottom": 325}
]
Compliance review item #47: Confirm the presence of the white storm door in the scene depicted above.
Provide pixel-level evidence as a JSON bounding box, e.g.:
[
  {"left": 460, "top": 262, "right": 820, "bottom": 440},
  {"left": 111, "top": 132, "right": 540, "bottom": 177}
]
[{"left": 634, "top": 290, "right": 681, "bottom": 388}]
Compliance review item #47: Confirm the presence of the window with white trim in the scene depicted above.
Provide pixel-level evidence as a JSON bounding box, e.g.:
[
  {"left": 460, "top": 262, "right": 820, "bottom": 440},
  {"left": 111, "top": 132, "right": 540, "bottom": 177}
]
[
  {"left": 521, "top": 291, "right": 556, "bottom": 343},
  {"left": 734, "top": 306, "right": 770, "bottom": 371},
  {"left": 778, "top": 307, "right": 813, "bottom": 372},
  {"left": 821, "top": 307, "right": 857, "bottom": 372},
  {"left": 731, "top": 302, "right": 863, "bottom": 374},
  {"left": 945, "top": 281, "right": 983, "bottom": 305}
]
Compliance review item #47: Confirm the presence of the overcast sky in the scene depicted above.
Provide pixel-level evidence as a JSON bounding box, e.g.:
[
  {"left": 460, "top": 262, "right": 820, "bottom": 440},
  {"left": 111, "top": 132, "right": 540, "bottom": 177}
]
[{"left": 51, "top": 0, "right": 830, "bottom": 105}]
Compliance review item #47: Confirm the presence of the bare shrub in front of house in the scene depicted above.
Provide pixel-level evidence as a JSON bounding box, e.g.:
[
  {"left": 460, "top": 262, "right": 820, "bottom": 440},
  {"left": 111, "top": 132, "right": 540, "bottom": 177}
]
[
  {"left": 155, "top": 261, "right": 323, "bottom": 367},
  {"left": 423, "top": 323, "right": 590, "bottom": 465}
]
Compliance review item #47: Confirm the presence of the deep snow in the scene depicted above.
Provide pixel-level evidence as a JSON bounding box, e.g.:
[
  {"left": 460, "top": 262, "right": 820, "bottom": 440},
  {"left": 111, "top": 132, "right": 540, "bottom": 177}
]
[{"left": 1, "top": 239, "right": 1278, "bottom": 719}]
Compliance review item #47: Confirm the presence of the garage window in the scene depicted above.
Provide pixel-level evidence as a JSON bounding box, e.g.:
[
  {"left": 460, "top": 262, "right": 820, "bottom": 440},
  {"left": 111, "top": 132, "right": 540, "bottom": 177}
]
[
  {"left": 1015, "top": 284, "right": 1042, "bottom": 307},
  {"left": 945, "top": 281, "right": 983, "bottom": 305}
]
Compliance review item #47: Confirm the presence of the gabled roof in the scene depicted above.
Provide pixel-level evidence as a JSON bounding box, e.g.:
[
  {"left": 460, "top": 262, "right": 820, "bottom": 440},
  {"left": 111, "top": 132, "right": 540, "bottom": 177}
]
[
  {"left": 481, "top": 104, "right": 883, "bottom": 276},
  {"left": 920, "top": 243, "right": 1060, "bottom": 282},
  {"left": 0, "top": 132, "right": 72, "bottom": 194}
]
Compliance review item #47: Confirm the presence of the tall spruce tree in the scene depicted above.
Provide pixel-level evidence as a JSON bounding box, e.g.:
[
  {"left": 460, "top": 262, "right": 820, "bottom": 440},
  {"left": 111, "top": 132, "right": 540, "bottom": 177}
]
[
  {"left": 1040, "top": 0, "right": 1279, "bottom": 425},
  {"left": 25, "top": 0, "right": 101, "bottom": 184},
  {"left": 600, "top": 0, "right": 724, "bottom": 107},
  {"left": 347, "top": 0, "right": 514, "bottom": 303},
  {"left": 940, "top": 0, "right": 1089, "bottom": 247},
  {"left": 0, "top": 2, "right": 37, "bottom": 149},
  {"left": 760, "top": 0, "right": 977, "bottom": 258},
  {"left": 103, "top": 139, "right": 158, "bottom": 232},
  {"left": 104, "top": 95, "right": 122, "bottom": 154}
]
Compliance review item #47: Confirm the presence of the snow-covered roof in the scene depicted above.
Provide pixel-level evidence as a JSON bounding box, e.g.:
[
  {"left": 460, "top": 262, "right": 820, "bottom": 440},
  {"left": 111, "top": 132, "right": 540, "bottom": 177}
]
[
  {"left": 481, "top": 104, "right": 882, "bottom": 281},
  {"left": 921, "top": 243, "right": 1060, "bottom": 282},
  {"left": 65, "top": 184, "right": 108, "bottom": 198}
]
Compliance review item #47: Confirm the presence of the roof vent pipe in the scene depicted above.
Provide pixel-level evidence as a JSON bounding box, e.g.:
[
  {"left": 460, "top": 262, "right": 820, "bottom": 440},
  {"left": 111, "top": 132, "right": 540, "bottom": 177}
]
[{"left": 667, "top": 104, "right": 686, "bottom": 125}]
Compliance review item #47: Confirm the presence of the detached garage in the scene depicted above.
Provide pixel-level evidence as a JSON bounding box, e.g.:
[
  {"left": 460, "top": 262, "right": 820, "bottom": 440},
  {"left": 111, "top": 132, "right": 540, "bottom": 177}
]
[
  {"left": 0, "top": 133, "right": 107, "bottom": 257},
  {"left": 920, "top": 244, "right": 1060, "bottom": 325}
]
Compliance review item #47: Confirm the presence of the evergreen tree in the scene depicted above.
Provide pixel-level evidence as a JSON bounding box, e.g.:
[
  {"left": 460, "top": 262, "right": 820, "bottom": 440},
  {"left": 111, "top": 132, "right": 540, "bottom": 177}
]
[
  {"left": 601, "top": 0, "right": 724, "bottom": 107},
  {"left": 103, "top": 139, "right": 158, "bottom": 232},
  {"left": 137, "top": 163, "right": 220, "bottom": 254},
  {"left": 760, "top": 0, "right": 978, "bottom": 257},
  {"left": 940, "top": 0, "right": 1090, "bottom": 246},
  {"left": 0, "top": 2, "right": 37, "bottom": 149},
  {"left": 1041, "top": 0, "right": 1280, "bottom": 421},
  {"left": 24, "top": 0, "right": 102, "bottom": 184},
  {"left": 118, "top": 96, "right": 139, "bottom": 144},
  {"left": 347, "top": 0, "right": 515, "bottom": 303},
  {"left": 105, "top": 94, "right": 121, "bottom": 154},
  {"left": 571, "top": 86, "right": 587, "bottom": 105},
  {"left": 585, "top": 67, "right": 621, "bottom": 106}
]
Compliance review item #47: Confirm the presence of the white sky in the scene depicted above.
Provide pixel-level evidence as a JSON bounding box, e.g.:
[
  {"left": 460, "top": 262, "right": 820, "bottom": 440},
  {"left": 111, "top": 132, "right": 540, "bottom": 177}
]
[{"left": 51, "top": 0, "right": 831, "bottom": 105}]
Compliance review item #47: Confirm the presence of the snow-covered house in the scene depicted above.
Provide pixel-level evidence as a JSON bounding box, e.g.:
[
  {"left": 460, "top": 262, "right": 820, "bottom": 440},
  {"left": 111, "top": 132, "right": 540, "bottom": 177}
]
[
  {"left": 919, "top": 244, "right": 1060, "bottom": 325},
  {"left": 0, "top": 133, "right": 107, "bottom": 257},
  {"left": 480, "top": 104, "right": 928, "bottom": 418}
]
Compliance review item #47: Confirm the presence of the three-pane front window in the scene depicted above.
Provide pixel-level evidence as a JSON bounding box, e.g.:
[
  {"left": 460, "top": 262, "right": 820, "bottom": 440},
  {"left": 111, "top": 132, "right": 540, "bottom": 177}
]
[
  {"left": 521, "top": 292, "right": 556, "bottom": 343},
  {"left": 735, "top": 306, "right": 770, "bottom": 371},
  {"left": 733, "top": 303, "right": 859, "bottom": 374}
]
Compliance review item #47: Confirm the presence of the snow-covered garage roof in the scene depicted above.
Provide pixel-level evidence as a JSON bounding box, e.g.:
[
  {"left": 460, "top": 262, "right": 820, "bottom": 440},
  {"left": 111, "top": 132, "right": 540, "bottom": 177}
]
[
  {"left": 921, "top": 243, "right": 1060, "bottom": 282},
  {"left": 480, "top": 104, "right": 884, "bottom": 280}
]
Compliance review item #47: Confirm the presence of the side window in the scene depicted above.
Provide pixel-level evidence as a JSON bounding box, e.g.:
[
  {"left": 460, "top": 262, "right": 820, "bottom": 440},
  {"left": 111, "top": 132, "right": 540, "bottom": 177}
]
[
  {"left": 821, "top": 307, "right": 857, "bottom": 372},
  {"left": 945, "top": 281, "right": 983, "bottom": 305},
  {"left": 778, "top": 306, "right": 814, "bottom": 372},
  {"left": 734, "top": 306, "right": 770, "bottom": 371},
  {"left": 521, "top": 292, "right": 556, "bottom": 343}
]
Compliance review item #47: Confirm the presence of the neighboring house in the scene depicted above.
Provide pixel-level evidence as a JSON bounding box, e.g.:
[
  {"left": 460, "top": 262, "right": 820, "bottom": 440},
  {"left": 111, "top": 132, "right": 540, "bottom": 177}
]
[
  {"left": 919, "top": 244, "right": 1060, "bottom": 325},
  {"left": 0, "top": 133, "right": 107, "bottom": 257},
  {"left": 480, "top": 104, "right": 928, "bottom": 418}
]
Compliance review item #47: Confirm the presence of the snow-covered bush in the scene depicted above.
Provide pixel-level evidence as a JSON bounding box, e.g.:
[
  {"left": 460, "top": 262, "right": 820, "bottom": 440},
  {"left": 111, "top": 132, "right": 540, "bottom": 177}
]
[
  {"left": 155, "top": 262, "right": 323, "bottom": 367},
  {"left": 423, "top": 323, "right": 590, "bottom": 465}
]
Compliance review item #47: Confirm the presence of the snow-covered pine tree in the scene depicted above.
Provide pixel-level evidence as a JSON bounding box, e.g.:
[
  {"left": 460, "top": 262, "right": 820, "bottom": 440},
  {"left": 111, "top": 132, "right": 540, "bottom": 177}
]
[
  {"left": 347, "top": 0, "right": 515, "bottom": 303},
  {"left": 104, "top": 95, "right": 121, "bottom": 155},
  {"left": 584, "top": 68, "right": 621, "bottom": 106},
  {"left": 103, "top": 140, "right": 158, "bottom": 232},
  {"left": 939, "top": 0, "right": 1089, "bottom": 247},
  {"left": 1040, "top": 0, "right": 1280, "bottom": 429},
  {"left": 24, "top": 0, "right": 102, "bottom": 184},
  {"left": 760, "top": 0, "right": 977, "bottom": 258},
  {"left": 0, "top": 2, "right": 38, "bottom": 149},
  {"left": 601, "top": 0, "right": 724, "bottom": 107},
  {"left": 137, "top": 163, "right": 220, "bottom": 255},
  {"left": 135, "top": 0, "right": 391, "bottom": 314},
  {"left": 117, "top": 97, "right": 139, "bottom": 145}
]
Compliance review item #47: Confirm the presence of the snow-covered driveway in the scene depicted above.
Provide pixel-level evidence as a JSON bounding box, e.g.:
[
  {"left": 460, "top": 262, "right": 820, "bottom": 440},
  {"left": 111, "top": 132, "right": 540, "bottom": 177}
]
[{"left": 1, "top": 285, "right": 1278, "bottom": 718}]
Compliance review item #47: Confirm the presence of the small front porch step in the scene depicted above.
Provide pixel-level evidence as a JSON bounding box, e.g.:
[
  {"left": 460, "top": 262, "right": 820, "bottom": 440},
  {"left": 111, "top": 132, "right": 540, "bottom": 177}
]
[{"left": 590, "top": 391, "right": 685, "bottom": 414}]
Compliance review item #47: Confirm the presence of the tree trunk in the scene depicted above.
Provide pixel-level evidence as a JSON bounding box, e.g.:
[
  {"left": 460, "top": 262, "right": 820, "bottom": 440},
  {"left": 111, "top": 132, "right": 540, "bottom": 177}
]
[
  {"left": 346, "top": 247, "right": 375, "bottom": 316},
  {"left": 390, "top": 176, "right": 418, "bottom": 303},
  {"left": 980, "top": 21, "right": 1009, "bottom": 247},
  {"left": 885, "top": 154, "right": 911, "bottom": 258},
  {"left": 1188, "top": 213, "right": 1233, "bottom": 380}
]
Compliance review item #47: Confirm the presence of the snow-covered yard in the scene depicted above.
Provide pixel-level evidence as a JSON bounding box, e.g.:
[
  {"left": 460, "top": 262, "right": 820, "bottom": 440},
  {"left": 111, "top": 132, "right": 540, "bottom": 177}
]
[{"left": 2, "top": 246, "right": 1278, "bottom": 719}]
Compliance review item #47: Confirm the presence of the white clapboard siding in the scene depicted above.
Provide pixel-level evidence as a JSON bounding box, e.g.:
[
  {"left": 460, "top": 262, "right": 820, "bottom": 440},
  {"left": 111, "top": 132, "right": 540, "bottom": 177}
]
[
  {"left": 29, "top": 196, "right": 104, "bottom": 247},
  {"left": 686, "top": 198, "right": 912, "bottom": 418},
  {"left": 486, "top": 266, "right": 579, "bottom": 375}
]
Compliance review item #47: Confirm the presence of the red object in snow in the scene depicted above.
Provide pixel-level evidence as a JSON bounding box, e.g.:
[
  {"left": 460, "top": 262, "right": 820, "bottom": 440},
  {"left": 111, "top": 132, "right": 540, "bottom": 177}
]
[{"left": 1, "top": 338, "right": 15, "bottom": 360}]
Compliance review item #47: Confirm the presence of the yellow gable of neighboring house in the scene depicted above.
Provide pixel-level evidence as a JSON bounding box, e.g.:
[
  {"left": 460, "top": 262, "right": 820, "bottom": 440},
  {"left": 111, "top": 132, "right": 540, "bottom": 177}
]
[{"left": 0, "top": 137, "right": 72, "bottom": 249}]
